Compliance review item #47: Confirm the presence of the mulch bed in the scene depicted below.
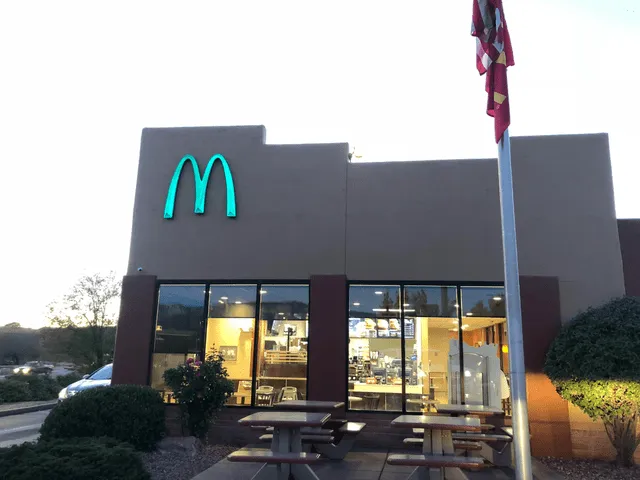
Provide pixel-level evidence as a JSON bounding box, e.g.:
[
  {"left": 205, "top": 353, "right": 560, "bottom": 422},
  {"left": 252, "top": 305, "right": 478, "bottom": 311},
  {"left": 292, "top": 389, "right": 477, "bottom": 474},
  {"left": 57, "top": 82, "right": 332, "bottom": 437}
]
[
  {"left": 143, "top": 443, "right": 237, "bottom": 480},
  {"left": 538, "top": 457, "right": 640, "bottom": 480}
]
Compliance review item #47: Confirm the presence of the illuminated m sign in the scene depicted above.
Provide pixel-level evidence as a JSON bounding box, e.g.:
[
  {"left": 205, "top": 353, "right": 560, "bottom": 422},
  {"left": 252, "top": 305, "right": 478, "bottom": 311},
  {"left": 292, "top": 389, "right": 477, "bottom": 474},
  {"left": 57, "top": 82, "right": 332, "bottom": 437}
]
[{"left": 163, "top": 154, "right": 237, "bottom": 219}]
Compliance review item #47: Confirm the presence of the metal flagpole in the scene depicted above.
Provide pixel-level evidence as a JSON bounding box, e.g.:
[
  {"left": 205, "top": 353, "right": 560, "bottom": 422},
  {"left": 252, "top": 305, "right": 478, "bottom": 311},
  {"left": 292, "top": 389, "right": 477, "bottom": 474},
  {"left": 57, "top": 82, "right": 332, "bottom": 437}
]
[{"left": 497, "top": 128, "right": 533, "bottom": 479}]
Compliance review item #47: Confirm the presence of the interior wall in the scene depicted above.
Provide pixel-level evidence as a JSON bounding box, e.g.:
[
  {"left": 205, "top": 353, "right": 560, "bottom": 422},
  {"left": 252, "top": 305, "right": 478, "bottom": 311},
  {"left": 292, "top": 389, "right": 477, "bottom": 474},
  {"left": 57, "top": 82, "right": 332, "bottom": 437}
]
[{"left": 205, "top": 318, "right": 254, "bottom": 380}]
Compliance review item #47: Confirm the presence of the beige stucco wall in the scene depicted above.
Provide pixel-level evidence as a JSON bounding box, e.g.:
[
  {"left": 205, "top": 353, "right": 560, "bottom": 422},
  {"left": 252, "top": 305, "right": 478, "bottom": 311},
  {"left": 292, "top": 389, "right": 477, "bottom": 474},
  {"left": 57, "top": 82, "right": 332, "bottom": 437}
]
[{"left": 128, "top": 126, "right": 625, "bottom": 322}]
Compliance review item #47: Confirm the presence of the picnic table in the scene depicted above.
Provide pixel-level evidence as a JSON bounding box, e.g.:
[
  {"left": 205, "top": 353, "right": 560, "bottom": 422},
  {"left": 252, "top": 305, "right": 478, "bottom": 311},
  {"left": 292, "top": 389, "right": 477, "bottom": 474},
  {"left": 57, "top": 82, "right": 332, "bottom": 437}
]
[
  {"left": 270, "top": 399, "right": 365, "bottom": 459},
  {"left": 389, "top": 415, "right": 484, "bottom": 480},
  {"left": 230, "top": 411, "right": 329, "bottom": 480},
  {"left": 412, "top": 406, "right": 514, "bottom": 470}
]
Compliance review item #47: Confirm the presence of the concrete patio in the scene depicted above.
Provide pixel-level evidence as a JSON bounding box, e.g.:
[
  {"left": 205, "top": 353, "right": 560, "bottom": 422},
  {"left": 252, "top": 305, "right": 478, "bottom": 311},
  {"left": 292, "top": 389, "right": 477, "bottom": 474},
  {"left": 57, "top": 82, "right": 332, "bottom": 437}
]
[{"left": 192, "top": 445, "right": 559, "bottom": 480}]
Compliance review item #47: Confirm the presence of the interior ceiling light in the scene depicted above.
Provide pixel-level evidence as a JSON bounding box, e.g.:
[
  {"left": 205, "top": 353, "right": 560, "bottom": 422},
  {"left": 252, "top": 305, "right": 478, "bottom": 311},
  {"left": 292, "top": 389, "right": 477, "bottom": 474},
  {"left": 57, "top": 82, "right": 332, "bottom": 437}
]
[
  {"left": 353, "top": 302, "right": 360, "bottom": 306},
  {"left": 375, "top": 291, "right": 383, "bottom": 295}
]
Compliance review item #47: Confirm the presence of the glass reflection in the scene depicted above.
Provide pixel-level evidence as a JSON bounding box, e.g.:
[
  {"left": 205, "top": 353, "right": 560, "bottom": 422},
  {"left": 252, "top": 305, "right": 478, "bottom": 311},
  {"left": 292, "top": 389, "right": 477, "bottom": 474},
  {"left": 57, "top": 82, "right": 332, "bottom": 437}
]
[
  {"left": 403, "top": 286, "right": 458, "bottom": 412},
  {"left": 348, "top": 286, "right": 402, "bottom": 412},
  {"left": 255, "top": 286, "right": 309, "bottom": 406},
  {"left": 151, "top": 285, "right": 206, "bottom": 402},
  {"left": 206, "top": 285, "right": 257, "bottom": 407},
  {"left": 455, "top": 286, "right": 510, "bottom": 414}
]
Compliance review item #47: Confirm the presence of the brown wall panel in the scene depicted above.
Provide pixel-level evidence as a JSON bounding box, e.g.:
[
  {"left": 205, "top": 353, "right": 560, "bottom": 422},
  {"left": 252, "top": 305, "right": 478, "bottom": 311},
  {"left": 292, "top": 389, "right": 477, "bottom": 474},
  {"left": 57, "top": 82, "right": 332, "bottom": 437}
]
[
  {"left": 112, "top": 274, "right": 157, "bottom": 385},
  {"left": 618, "top": 219, "right": 640, "bottom": 296},
  {"left": 308, "top": 275, "right": 347, "bottom": 408},
  {"left": 520, "top": 275, "right": 572, "bottom": 457}
]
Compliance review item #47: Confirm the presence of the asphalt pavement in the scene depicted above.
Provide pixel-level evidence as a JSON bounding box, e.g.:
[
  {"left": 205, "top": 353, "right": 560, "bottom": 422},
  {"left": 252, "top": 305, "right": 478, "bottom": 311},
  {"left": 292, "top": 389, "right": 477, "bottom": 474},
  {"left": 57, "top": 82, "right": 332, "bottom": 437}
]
[{"left": 0, "top": 410, "right": 50, "bottom": 448}]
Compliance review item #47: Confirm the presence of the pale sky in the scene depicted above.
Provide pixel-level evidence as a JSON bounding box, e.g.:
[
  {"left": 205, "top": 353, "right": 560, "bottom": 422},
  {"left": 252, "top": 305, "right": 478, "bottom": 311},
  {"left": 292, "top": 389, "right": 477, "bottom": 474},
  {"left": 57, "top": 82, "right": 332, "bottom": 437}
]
[{"left": 1, "top": 1, "right": 638, "bottom": 328}]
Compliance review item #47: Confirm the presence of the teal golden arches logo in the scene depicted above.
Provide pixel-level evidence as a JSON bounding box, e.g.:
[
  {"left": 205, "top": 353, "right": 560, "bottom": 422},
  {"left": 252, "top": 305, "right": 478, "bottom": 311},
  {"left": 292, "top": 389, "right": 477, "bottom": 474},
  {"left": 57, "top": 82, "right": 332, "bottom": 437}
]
[{"left": 163, "top": 154, "right": 237, "bottom": 219}]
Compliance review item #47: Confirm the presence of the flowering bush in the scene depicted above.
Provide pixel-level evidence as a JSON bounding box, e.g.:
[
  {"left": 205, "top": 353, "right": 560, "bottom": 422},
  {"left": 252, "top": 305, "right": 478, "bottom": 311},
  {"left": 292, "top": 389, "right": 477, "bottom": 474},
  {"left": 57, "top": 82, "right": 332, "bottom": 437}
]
[{"left": 163, "top": 351, "right": 234, "bottom": 439}]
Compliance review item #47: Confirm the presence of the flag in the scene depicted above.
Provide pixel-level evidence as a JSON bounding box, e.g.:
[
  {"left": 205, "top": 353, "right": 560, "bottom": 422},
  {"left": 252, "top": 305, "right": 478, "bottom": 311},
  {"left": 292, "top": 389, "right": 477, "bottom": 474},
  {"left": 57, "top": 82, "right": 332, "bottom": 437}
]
[{"left": 472, "top": 0, "right": 514, "bottom": 143}]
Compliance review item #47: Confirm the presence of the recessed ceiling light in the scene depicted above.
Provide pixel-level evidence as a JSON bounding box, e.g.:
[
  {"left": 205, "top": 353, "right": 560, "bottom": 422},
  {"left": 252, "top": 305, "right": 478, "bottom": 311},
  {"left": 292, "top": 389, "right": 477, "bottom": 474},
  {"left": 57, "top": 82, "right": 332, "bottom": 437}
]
[
  {"left": 235, "top": 301, "right": 242, "bottom": 304},
  {"left": 375, "top": 291, "right": 383, "bottom": 295},
  {"left": 493, "top": 296, "right": 503, "bottom": 301},
  {"left": 353, "top": 302, "right": 360, "bottom": 306},
  {"left": 260, "top": 290, "right": 267, "bottom": 294},
  {"left": 278, "top": 312, "right": 285, "bottom": 315},
  {"left": 221, "top": 297, "right": 228, "bottom": 300}
]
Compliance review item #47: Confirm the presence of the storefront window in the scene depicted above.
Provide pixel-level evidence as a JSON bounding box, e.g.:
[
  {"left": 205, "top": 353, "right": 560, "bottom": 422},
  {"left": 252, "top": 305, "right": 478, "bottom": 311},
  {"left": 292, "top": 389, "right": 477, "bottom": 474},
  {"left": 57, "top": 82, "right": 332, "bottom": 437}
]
[
  {"left": 206, "top": 285, "right": 257, "bottom": 406},
  {"left": 255, "top": 285, "right": 309, "bottom": 406},
  {"left": 348, "top": 285, "right": 402, "bottom": 411},
  {"left": 403, "top": 286, "right": 458, "bottom": 413},
  {"left": 456, "top": 286, "right": 510, "bottom": 413},
  {"left": 151, "top": 285, "right": 205, "bottom": 402}
]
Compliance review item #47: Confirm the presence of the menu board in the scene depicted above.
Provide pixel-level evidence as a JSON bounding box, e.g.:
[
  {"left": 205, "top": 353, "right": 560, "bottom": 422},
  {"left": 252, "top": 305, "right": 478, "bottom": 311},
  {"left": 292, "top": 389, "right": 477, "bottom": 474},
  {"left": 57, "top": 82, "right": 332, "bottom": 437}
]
[
  {"left": 404, "top": 318, "right": 415, "bottom": 339},
  {"left": 349, "top": 317, "right": 412, "bottom": 339}
]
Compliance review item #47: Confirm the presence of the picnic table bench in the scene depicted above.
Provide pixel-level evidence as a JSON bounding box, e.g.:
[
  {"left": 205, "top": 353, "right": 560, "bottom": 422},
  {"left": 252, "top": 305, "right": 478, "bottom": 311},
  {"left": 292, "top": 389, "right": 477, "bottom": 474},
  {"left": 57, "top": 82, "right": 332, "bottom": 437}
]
[
  {"left": 390, "top": 415, "right": 485, "bottom": 480},
  {"left": 232, "top": 411, "right": 330, "bottom": 480}
]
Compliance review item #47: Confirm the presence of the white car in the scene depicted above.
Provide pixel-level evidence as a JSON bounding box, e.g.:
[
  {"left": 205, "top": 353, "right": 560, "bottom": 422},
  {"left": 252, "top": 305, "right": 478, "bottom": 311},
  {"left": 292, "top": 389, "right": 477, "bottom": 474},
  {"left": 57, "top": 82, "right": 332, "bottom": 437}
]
[{"left": 58, "top": 363, "right": 112, "bottom": 401}]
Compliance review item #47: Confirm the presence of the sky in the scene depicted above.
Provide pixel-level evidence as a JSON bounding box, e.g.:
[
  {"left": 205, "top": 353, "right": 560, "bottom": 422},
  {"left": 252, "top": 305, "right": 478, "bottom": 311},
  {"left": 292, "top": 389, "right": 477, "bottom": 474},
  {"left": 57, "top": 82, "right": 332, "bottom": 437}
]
[{"left": 0, "top": 1, "right": 638, "bottom": 329}]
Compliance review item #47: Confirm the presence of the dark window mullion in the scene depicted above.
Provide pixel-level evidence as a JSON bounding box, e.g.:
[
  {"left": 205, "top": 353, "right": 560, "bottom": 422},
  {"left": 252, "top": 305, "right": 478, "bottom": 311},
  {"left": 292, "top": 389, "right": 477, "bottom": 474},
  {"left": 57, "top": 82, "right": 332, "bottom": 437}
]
[
  {"left": 200, "top": 284, "right": 210, "bottom": 361},
  {"left": 456, "top": 285, "right": 465, "bottom": 405},
  {"left": 400, "top": 285, "right": 406, "bottom": 414},
  {"left": 251, "top": 283, "right": 262, "bottom": 408}
]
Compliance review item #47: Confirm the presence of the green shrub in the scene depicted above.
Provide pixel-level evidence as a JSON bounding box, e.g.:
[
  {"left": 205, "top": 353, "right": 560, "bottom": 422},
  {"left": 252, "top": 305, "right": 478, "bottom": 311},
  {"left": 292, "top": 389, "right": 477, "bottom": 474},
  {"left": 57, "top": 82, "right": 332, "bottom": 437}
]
[
  {"left": 0, "top": 380, "right": 31, "bottom": 403},
  {"left": 56, "top": 372, "right": 83, "bottom": 389},
  {"left": 163, "top": 351, "right": 234, "bottom": 439},
  {"left": 0, "top": 437, "right": 150, "bottom": 480},
  {"left": 544, "top": 296, "right": 640, "bottom": 466},
  {"left": 8, "top": 375, "right": 60, "bottom": 401},
  {"left": 40, "top": 385, "right": 165, "bottom": 451}
]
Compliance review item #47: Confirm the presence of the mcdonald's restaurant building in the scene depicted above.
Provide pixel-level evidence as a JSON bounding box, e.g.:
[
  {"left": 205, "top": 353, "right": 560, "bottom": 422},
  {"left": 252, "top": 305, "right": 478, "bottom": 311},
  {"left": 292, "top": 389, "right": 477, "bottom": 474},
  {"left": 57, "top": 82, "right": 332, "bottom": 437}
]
[{"left": 112, "top": 125, "right": 640, "bottom": 461}]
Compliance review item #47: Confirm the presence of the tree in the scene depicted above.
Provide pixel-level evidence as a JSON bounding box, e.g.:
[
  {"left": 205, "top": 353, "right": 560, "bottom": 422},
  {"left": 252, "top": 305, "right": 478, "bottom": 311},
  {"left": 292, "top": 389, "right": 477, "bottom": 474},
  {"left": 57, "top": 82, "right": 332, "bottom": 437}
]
[
  {"left": 0, "top": 327, "right": 41, "bottom": 364},
  {"left": 46, "top": 272, "right": 121, "bottom": 371},
  {"left": 544, "top": 296, "right": 640, "bottom": 466}
]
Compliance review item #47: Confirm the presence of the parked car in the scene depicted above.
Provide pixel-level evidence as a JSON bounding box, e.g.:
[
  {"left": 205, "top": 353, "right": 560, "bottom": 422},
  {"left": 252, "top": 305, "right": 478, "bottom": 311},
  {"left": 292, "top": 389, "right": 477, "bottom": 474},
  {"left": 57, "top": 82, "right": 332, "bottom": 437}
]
[
  {"left": 13, "top": 361, "right": 54, "bottom": 375},
  {"left": 58, "top": 363, "right": 112, "bottom": 402}
]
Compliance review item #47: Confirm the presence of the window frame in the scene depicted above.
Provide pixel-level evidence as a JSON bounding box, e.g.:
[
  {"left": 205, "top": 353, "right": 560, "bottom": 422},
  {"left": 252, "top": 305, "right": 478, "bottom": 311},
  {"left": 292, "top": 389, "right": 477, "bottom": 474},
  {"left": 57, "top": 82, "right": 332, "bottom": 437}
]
[
  {"left": 346, "top": 281, "right": 505, "bottom": 414},
  {"left": 151, "top": 279, "right": 310, "bottom": 408}
]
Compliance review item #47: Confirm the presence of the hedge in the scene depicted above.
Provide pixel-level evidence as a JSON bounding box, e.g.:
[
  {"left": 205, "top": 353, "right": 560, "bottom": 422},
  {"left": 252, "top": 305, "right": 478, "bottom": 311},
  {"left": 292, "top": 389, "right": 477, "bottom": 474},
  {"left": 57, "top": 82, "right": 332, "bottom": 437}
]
[
  {"left": 40, "top": 385, "right": 165, "bottom": 451},
  {"left": 0, "top": 437, "right": 150, "bottom": 480}
]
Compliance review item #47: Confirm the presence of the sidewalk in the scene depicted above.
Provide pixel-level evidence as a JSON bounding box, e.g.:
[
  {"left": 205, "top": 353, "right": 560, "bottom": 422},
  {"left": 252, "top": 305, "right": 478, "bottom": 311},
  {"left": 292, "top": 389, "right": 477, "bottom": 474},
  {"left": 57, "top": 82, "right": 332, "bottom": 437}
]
[
  {"left": 0, "top": 400, "right": 57, "bottom": 418},
  {"left": 192, "top": 445, "right": 561, "bottom": 480}
]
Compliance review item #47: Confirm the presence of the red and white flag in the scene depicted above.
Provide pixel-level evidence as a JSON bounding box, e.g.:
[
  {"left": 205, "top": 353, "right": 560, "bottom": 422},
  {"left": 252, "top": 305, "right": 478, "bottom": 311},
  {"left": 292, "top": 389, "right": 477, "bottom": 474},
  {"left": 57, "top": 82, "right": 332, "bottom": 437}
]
[{"left": 472, "top": 0, "right": 514, "bottom": 143}]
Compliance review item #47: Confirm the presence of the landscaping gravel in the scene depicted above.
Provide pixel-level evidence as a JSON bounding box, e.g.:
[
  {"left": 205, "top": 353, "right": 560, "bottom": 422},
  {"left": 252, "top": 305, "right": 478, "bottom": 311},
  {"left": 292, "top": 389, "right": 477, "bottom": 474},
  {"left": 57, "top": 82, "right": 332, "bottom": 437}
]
[
  {"left": 143, "top": 443, "right": 237, "bottom": 480},
  {"left": 538, "top": 457, "right": 640, "bottom": 479}
]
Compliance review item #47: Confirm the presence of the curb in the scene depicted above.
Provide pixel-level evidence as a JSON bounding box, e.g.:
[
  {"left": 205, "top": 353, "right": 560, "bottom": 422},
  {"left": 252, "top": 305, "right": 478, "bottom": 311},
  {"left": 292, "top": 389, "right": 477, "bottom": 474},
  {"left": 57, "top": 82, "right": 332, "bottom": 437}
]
[{"left": 0, "top": 402, "right": 57, "bottom": 418}]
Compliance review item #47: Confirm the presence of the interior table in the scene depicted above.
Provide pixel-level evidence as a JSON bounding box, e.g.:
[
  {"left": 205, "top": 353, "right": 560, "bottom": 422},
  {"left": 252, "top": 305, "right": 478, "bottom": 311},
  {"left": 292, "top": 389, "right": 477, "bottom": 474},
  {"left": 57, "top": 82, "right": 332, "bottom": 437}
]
[
  {"left": 238, "top": 411, "right": 330, "bottom": 480},
  {"left": 274, "top": 400, "right": 345, "bottom": 411},
  {"left": 391, "top": 415, "right": 481, "bottom": 480},
  {"left": 434, "top": 404, "right": 503, "bottom": 417}
]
